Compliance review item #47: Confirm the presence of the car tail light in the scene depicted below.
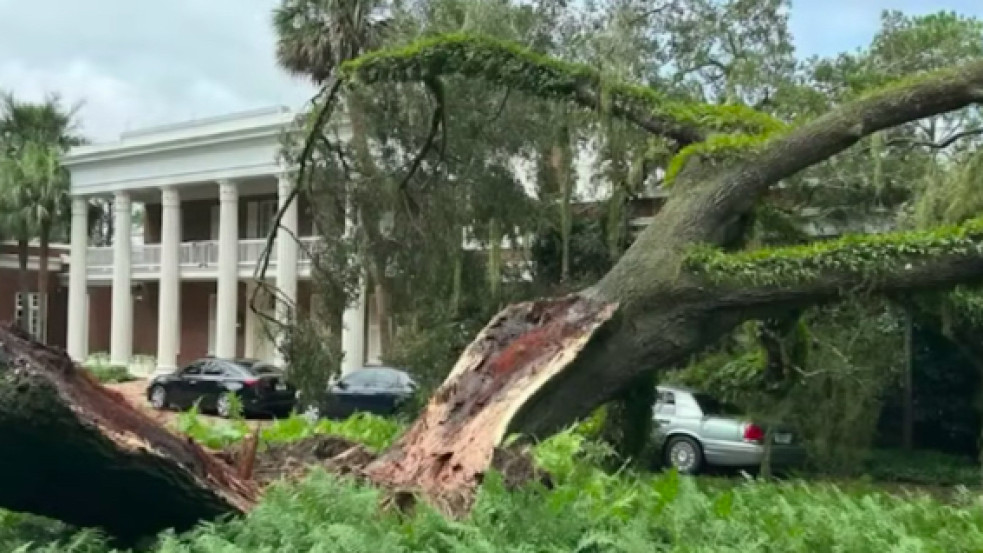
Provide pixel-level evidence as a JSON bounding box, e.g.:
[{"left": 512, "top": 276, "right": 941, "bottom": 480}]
[
  {"left": 743, "top": 423, "right": 765, "bottom": 444},
  {"left": 243, "top": 378, "right": 259, "bottom": 387}
]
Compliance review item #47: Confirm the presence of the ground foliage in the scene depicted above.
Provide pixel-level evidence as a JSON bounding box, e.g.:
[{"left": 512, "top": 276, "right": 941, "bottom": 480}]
[{"left": 5, "top": 418, "right": 983, "bottom": 552}]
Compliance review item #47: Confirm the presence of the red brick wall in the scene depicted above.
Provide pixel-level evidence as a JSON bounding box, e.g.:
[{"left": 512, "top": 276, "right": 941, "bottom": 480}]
[
  {"left": 87, "top": 286, "right": 112, "bottom": 355},
  {"left": 132, "top": 282, "right": 159, "bottom": 358},
  {"left": 179, "top": 281, "right": 213, "bottom": 364},
  {"left": 0, "top": 262, "right": 69, "bottom": 348},
  {"left": 86, "top": 280, "right": 253, "bottom": 366}
]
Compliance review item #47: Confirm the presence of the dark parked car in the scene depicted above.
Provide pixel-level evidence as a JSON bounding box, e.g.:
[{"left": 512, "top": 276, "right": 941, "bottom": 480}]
[
  {"left": 304, "top": 366, "right": 417, "bottom": 420},
  {"left": 147, "top": 358, "right": 296, "bottom": 418}
]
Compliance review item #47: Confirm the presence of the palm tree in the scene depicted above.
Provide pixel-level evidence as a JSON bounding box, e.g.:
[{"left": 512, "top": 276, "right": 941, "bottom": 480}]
[
  {"left": 273, "top": 0, "right": 390, "bottom": 84},
  {"left": 0, "top": 93, "right": 82, "bottom": 340},
  {"left": 274, "top": 0, "right": 397, "bottom": 356}
]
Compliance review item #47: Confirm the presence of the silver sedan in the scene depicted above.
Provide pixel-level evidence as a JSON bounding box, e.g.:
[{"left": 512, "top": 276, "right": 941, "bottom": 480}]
[{"left": 652, "top": 385, "right": 806, "bottom": 474}]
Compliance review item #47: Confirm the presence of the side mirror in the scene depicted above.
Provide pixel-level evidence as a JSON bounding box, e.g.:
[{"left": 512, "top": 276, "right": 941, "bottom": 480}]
[{"left": 336, "top": 380, "right": 349, "bottom": 390}]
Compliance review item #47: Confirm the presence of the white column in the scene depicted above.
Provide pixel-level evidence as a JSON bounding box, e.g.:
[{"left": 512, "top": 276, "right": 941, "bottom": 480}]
[
  {"left": 274, "top": 173, "right": 298, "bottom": 367},
  {"left": 340, "top": 190, "right": 365, "bottom": 375},
  {"left": 341, "top": 288, "right": 366, "bottom": 374},
  {"left": 156, "top": 187, "right": 181, "bottom": 373},
  {"left": 66, "top": 196, "right": 88, "bottom": 362},
  {"left": 215, "top": 180, "right": 239, "bottom": 359},
  {"left": 110, "top": 191, "right": 132, "bottom": 367},
  {"left": 243, "top": 280, "right": 259, "bottom": 359}
]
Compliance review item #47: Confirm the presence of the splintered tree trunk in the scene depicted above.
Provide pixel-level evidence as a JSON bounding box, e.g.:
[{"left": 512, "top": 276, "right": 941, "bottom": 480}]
[
  {"left": 364, "top": 296, "right": 617, "bottom": 515},
  {"left": 0, "top": 326, "right": 256, "bottom": 542}
]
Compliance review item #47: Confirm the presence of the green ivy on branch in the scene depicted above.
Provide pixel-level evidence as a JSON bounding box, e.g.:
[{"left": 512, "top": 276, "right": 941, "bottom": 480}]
[
  {"left": 664, "top": 132, "right": 775, "bottom": 184},
  {"left": 339, "top": 33, "right": 786, "bottom": 140},
  {"left": 684, "top": 217, "right": 983, "bottom": 287}
]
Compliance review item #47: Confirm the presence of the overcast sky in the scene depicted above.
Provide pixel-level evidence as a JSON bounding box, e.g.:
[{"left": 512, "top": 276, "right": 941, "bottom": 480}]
[{"left": 1, "top": 0, "right": 981, "bottom": 142}]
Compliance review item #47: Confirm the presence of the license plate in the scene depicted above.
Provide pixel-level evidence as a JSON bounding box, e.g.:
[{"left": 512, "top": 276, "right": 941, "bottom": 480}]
[
  {"left": 275, "top": 382, "right": 287, "bottom": 391},
  {"left": 774, "top": 433, "right": 792, "bottom": 445}
]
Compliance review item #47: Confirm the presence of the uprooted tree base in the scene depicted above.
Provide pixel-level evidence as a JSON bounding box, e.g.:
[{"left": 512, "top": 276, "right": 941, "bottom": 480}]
[
  {"left": 0, "top": 324, "right": 560, "bottom": 540},
  {"left": 0, "top": 325, "right": 257, "bottom": 543},
  {"left": 363, "top": 295, "right": 616, "bottom": 516}
]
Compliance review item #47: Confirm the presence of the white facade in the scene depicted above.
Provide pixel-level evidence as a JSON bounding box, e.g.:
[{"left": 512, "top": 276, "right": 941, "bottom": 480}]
[{"left": 63, "top": 107, "right": 373, "bottom": 374}]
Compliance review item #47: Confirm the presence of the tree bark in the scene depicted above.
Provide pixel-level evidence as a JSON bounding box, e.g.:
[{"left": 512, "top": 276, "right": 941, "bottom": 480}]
[
  {"left": 902, "top": 309, "right": 914, "bottom": 451},
  {"left": 37, "top": 222, "right": 50, "bottom": 343},
  {"left": 16, "top": 237, "right": 29, "bottom": 333},
  {"left": 0, "top": 326, "right": 256, "bottom": 542}
]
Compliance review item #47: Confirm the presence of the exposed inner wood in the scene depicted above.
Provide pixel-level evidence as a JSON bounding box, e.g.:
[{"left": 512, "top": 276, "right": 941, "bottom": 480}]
[{"left": 363, "top": 295, "right": 617, "bottom": 515}]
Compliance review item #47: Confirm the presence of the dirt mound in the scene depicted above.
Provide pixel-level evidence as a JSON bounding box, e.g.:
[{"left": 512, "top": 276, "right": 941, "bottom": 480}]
[
  {"left": 245, "top": 435, "right": 378, "bottom": 486},
  {"left": 223, "top": 434, "right": 551, "bottom": 493}
]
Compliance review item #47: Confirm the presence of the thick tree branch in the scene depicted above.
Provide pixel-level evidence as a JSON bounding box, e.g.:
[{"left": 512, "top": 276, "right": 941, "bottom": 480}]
[
  {"left": 687, "top": 217, "right": 983, "bottom": 312},
  {"left": 886, "top": 127, "right": 983, "bottom": 150},
  {"left": 705, "top": 60, "right": 983, "bottom": 218},
  {"left": 340, "top": 34, "right": 784, "bottom": 146}
]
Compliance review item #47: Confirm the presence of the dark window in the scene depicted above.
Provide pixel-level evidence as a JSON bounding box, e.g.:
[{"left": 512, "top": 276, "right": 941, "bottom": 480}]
[
  {"left": 241, "top": 362, "right": 279, "bottom": 376},
  {"left": 202, "top": 362, "right": 226, "bottom": 377},
  {"left": 659, "top": 391, "right": 676, "bottom": 405},
  {"left": 341, "top": 370, "right": 381, "bottom": 388},
  {"left": 181, "top": 362, "right": 203, "bottom": 376},
  {"left": 693, "top": 393, "right": 742, "bottom": 416}
]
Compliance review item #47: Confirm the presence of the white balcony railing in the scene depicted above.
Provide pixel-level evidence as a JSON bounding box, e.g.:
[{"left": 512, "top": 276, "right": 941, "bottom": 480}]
[{"left": 86, "top": 237, "right": 322, "bottom": 277}]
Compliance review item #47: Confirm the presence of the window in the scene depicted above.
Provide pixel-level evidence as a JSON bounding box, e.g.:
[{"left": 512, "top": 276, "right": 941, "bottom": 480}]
[
  {"left": 241, "top": 362, "right": 279, "bottom": 376},
  {"left": 341, "top": 370, "right": 382, "bottom": 388},
  {"left": 15, "top": 293, "right": 45, "bottom": 343},
  {"left": 656, "top": 391, "right": 676, "bottom": 415},
  {"left": 246, "top": 199, "right": 278, "bottom": 239},
  {"left": 181, "top": 363, "right": 203, "bottom": 376},
  {"left": 210, "top": 205, "right": 220, "bottom": 241},
  {"left": 202, "top": 361, "right": 226, "bottom": 377},
  {"left": 693, "top": 394, "right": 743, "bottom": 416}
]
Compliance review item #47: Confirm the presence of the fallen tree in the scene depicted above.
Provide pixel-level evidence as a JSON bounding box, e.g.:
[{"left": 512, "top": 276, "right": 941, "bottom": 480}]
[
  {"left": 0, "top": 326, "right": 257, "bottom": 542},
  {"left": 4, "top": 34, "right": 983, "bottom": 536},
  {"left": 325, "top": 36, "right": 983, "bottom": 514}
]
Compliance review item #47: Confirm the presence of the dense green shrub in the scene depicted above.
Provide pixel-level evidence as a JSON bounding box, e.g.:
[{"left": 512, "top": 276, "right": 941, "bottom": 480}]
[
  {"left": 174, "top": 408, "right": 404, "bottom": 452},
  {"left": 7, "top": 427, "right": 983, "bottom": 552},
  {"left": 82, "top": 364, "right": 134, "bottom": 384}
]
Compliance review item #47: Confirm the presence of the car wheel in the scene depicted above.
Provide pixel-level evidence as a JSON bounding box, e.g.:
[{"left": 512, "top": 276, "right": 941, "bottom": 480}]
[
  {"left": 149, "top": 385, "right": 168, "bottom": 410},
  {"left": 216, "top": 394, "right": 233, "bottom": 418},
  {"left": 664, "top": 436, "right": 704, "bottom": 475}
]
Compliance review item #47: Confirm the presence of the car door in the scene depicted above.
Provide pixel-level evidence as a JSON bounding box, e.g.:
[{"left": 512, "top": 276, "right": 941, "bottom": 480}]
[
  {"left": 327, "top": 370, "right": 380, "bottom": 418},
  {"left": 182, "top": 360, "right": 221, "bottom": 410},
  {"left": 197, "top": 360, "right": 230, "bottom": 411},
  {"left": 171, "top": 362, "right": 204, "bottom": 409},
  {"left": 653, "top": 390, "right": 679, "bottom": 446}
]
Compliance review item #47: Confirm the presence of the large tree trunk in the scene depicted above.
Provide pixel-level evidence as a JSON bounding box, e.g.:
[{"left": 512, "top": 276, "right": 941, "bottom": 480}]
[
  {"left": 365, "top": 296, "right": 617, "bottom": 515},
  {"left": 0, "top": 326, "right": 256, "bottom": 543},
  {"left": 354, "top": 53, "right": 983, "bottom": 513}
]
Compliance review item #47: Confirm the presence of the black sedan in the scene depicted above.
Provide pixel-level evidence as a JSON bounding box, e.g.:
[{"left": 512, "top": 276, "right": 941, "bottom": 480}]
[
  {"left": 306, "top": 366, "right": 417, "bottom": 419},
  {"left": 147, "top": 358, "right": 296, "bottom": 418}
]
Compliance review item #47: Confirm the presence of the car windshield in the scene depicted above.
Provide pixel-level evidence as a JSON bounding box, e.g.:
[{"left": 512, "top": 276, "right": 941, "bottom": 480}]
[{"left": 693, "top": 393, "right": 743, "bottom": 416}]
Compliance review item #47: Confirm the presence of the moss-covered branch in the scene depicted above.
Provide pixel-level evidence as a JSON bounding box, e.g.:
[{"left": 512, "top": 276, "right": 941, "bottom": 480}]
[
  {"left": 340, "top": 33, "right": 785, "bottom": 145},
  {"left": 686, "top": 217, "right": 983, "bottom": 288}
]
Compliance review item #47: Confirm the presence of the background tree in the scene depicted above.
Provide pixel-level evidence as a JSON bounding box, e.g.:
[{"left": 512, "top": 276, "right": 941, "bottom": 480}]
[{"left": 0, "top": 93, "right": 81, "bottom": 339}]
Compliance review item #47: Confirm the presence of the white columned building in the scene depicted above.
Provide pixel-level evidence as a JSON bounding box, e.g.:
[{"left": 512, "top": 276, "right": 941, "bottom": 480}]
[{"left": 61, "top": 107, "right": 379, "bottom": 373}]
